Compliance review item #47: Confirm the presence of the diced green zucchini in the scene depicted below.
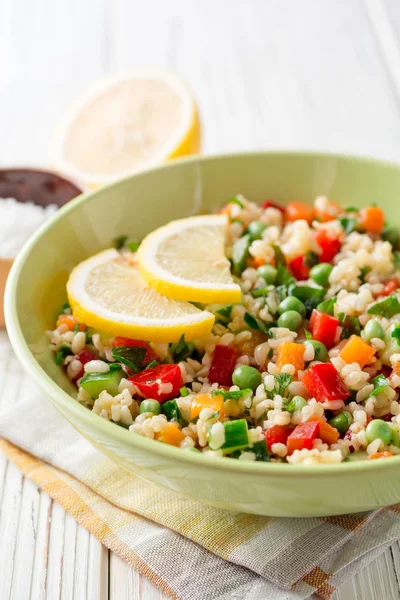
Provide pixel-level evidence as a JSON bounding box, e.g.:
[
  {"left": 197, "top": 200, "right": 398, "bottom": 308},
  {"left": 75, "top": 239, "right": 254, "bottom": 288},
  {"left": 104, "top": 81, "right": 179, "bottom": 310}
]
[
  {"left": 220, "top": 419, "right": 249, "bottom": 453},
  {"left": 379, "top": 325, "right": 400, "bottom": 366},
  {"left": 80, "top": 366, "right": 123, "bottom": 399},
  {"left": 232, "top": 234, "right": 251, "bottom": 276}
]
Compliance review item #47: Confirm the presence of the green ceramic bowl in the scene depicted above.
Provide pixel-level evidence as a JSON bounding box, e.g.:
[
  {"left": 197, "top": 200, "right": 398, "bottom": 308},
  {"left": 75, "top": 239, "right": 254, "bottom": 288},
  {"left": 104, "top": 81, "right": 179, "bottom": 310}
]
[{"left": 6, "top": 151, "right": 400, "bottom": 517}]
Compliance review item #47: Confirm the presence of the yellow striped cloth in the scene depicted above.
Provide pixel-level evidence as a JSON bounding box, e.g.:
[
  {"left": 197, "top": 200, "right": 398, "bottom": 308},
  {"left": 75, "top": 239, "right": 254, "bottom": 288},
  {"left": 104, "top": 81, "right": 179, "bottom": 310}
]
[{"left": 1, "top": 332, "right": 400, "bottom": 599}]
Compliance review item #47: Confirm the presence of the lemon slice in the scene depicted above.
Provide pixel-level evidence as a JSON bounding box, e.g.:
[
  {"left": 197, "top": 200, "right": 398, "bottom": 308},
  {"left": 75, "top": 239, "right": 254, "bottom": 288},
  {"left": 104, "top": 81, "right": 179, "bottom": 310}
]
[
  {"left": 66, "top": 249, "right": 214, "bottom": 342},
  {"left": 49, "top": 71, "right": 200, "bottom": 188},
  {"left": 137, "top": 215, "right": 242, "bottom": 303}
]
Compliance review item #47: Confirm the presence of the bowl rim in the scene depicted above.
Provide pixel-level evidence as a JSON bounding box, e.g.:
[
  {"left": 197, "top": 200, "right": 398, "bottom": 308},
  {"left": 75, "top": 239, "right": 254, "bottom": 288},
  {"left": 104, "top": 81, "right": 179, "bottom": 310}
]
[{"left": 5, "top": 149, "right": 400, "bottom": 478}]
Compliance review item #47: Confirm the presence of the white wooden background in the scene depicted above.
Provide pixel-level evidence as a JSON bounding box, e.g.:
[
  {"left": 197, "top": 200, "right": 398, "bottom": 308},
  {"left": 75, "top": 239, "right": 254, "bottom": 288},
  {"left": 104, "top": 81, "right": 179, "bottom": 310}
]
[{"left": 2, "top": 0, "right": 400, "bottom": 598}]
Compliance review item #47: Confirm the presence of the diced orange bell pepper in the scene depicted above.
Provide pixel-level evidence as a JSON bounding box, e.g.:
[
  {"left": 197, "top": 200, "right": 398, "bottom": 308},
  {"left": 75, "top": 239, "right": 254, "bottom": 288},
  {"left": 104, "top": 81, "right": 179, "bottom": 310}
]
[
  {"left": 339, "top": 335, "right": 376, "bottom": 368},
  {"left": 156, "top": 423, "right": 185, "bottom": 447},
  {"left": 250, "top": 256, "right": 267, "bottom": 268},
  {"left": 190, "top": 393, "right": 225, "bottom": 421},
  {"left": 369, "top": 451, "right": 393, "bottom": 460},
  {"left": 308, "top": 415, "right": 340, "bottom": 445},
  {"left": 359, "top": 206, "right": 385, "bottom": 234},
  {"left": 393, "top": 362, "right": 400, "bottom": 378},
  {"left": 285, "top": 201, "right": 314, "bottom": 224},
  {"left": 276, "top": 342, "right": 305, "bottom": 373},
  {"left": 56, "top": 314, "right": 86, "bottom": 331}
]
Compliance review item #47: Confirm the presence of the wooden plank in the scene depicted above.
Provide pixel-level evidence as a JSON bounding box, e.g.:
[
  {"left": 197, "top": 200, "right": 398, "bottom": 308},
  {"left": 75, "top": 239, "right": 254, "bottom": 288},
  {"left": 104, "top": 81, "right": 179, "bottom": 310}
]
[
  {"left": 86, "top": 536, "right": 109, "bottom": 600},
  {"left": 0, "top": 461, "right": 24, "bottom": 599},
  {"left": 45, "top": 501, "right": 65, "bottom": 600},
  {"left": 10, "top": 477, "right": 40, "bottom": 600},
  {"left": 29, "top": 492, "right": 52, "bottom": 600},
  {"left": 334, "top": 548, "right": 400, "bottom": 600},
  {"left": 109, "top": 552, "right": 140, "bottom": 599}
]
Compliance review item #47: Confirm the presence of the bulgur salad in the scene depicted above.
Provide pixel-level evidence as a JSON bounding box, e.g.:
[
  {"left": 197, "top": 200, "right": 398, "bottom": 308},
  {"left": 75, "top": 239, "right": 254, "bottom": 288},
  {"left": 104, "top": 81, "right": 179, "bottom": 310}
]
[{"left": 48, "top": 195, "right": 400, "bottom": 465}]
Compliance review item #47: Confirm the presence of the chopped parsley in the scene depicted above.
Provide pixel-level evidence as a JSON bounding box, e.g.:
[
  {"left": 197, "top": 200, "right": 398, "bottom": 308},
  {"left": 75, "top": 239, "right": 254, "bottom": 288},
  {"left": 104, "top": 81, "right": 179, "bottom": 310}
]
[
  {"left": 338, "top": 312, "right": 361, "bottom": 339},
  {"left": 244, "top": 312, "right": 270, "bottom": 334},
  {"left": 304, "top": 251, "right": 320, "bottom": 268},
  {"left": 338, "top": 217, "right": 357, "bottom": 234},
  {"left": 316, "top": 296, "right": 336, "bottom": 316},
  {"left": 127, "top": 240, "right": 140, "bottom": 252},
  {"left": 370, "top": 374, "right": 390, "bottom": 397},
  {"left": 110, "top": 346, "right": 146, "bottom": 373},
  {"left": 368, "top": 294, "right": 400, "bottom": 318}
]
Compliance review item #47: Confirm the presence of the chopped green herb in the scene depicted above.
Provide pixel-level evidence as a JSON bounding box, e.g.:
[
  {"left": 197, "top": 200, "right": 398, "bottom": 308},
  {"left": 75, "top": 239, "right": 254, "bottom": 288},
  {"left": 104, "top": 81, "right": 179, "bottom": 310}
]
[
  {"left": 338, "top": 312, "right": 361, "bottom": 339},
  {"left": 276, "top": 263, "right": 295, "bottom": 287},
  {"left": 338, "top": 217, "right": 357, "bottom": 234},
  {"left": 113, "top": 235, "right": 128, "bottom": 250},
  {"left": 232, "top": 234, "right": 251, "bottom": 276},
  {"left": 55, "top": 351, "right": 63, "bottom": 365},
  {"left": 392, "top": 326, "right": 400, "bottom": 345},
  {"left": 216, "top": 305, "right": 232, "bottom": 319},
  {"left": 252, "top": 440, "right": 270, "bottom": 462},
  {"left": 117, "top": 422, "right": 130, "bottom": 429},
  {"left": 228, "top": 196, "right": 244, "bottom": 208},
  {"left": 110, "top": 346, "right": 146, "bottom": 373},
  {"left": 289, "top": 285, "right": 326, "bottom": 316},
  {"left": 316, "top": 297, "right": 336, "bottom": 316},
  {"left": 73, "top": 323, "right": 80, "bottom": 333},
  {"left": 251, "top": 286, "right": 269, "bottom": 298},
  {"left": 360, "top": 266, "right": 371, "bottom": 283},
  {"left": 180, "top": 386, "right": 189, "bottom": 397},
  {"left": 371, "top": 374, "right": 390, "bottom": 397},
  {"left": 211, "top": 388, "right": 252, "bottom": 400},
  {"left": 274, "top": 373, "right": 293, "bottom": 397},
  {"left": 345, "top": 206, "right": 358, "bottom": 213},
  {"left": 267, "top": 348, "right": 273, "bottom": 359},
  {"left": 162, "top": 399, "right": 188, "bottom": 426},
  {"left": 170, "top": 334, "right": 195, "bottom": 362},
  {"left": 368, "top": 294, "right": 400, "bottom": 318},
  {"left": 146, "top": 360, "right": 158, "bottom": 369},
  {"left": 275, "top": 284, "right": 288, "bottom": 302},
  {"left": 304, "top": 330, "right": 312, "bottom": 340},
  {"left": 127, "top": 240, "right": 140, "bottom": 252},
  {"left": 61, "top": 301, "right": 71, "bottom": 312},
  {"left": 244, "top": 312, "right": 269, "bottom": 334},
  {"left": 271, "top": 244, "right": 286, "bottom": 267},
  {"left": 304, "top": 251, "right": 320, "bottom": 268}
]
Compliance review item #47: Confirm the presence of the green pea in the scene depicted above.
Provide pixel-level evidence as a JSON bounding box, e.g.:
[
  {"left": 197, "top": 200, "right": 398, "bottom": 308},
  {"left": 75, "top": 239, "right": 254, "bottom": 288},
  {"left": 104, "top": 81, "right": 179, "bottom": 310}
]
[
  {"left": 278, "top": 296, "right": 306, "bottom": 318},
  {"left": 257, "top": 264, "right": 277, "bottom": 284},
  {"left": 277, "top": 310, "right": 303, "bottom": 331},
  {"left": 310, "top": 263, "right": 333, "bottom": 287},
  {"left": 328, "top": 411, "right": 352, "bottom": 436},
  {"left": 286, "top": 396, "right": 307, "bottom": 413},
  {"left": 306, "top": 340, "right": 328, "bottom": 362},
  {"left": 365, "top": 419, "right": 392, "bottom": 445},
  {"left": 232, "top": 365, "right": 262, "bottom": 391},
  {"left": 382, "top": 227, "right": 399, "bottom": 250},
  {"left": 140, "top": 399, "right": 161, "bottom": 415},
  {"left": 363, "top": 319, "right": 385, "bottom": 342},
  {"left": 247, "top": 220, "right": 267, "bottom": 240}
]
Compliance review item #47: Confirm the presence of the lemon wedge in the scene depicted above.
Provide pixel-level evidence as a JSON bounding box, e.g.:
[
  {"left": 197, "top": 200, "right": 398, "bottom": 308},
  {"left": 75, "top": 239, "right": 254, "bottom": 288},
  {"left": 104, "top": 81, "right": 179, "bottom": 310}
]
[
  {"left": 137, "top": 215, "right": 242, "bottom": 303},
  {"left": 49, "top": 71, "right": 200, "bottom": 188},
  {"left": 66, "top": 249, "right": 214, "bottom": 342}
]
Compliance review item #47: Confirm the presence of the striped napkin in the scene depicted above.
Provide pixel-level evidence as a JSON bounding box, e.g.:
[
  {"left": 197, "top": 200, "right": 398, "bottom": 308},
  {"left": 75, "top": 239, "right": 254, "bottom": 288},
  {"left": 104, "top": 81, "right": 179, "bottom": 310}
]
[{"left": 1, "top": 330, "right": 400, "bottom": 600}]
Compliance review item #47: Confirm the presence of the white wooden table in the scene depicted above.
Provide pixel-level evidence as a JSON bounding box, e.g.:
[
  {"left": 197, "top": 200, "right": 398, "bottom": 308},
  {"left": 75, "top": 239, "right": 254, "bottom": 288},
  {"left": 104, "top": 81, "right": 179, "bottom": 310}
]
[{"left": 2, "top": 0, "right": 400, "bottom": 597}]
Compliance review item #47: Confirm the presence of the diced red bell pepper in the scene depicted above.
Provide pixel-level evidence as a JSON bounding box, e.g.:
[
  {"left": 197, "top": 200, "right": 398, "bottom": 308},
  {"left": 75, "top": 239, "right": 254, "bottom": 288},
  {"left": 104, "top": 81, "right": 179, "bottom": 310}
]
[
  {"left": 261, "top": 200, "right": 285, "bottom": 213},
  {"left": 128, "top": 364, "right": 183, "bottom": 403},
  {"left": 382, "top": 278, "right": 400, "bottom": 297},
  {"left": 289, "top": 256, "right": 310, "bottom": 281},
  {"left": 112, "top": 337, "right": 160, "bottom": 365},
  {"left": 73, "top": 349, "right": 98, "bottom": 382},
  {"left": 208, "top": 345, "right": 238, "bottom": 386},
  {"left": 309, "top": 309, "right": 338, "bottom": 349},
  {"left": 302, "top": 363, "right": 350, "bottom": 403},
  {"left": 287, "top": 421, "right": 320, "bottom": 455},
  {"left": 314, "top": 229, "right": 341, "bottom": 263},
  {"left": 265, "top": 425, "right": 293, "bottom": 450}
]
